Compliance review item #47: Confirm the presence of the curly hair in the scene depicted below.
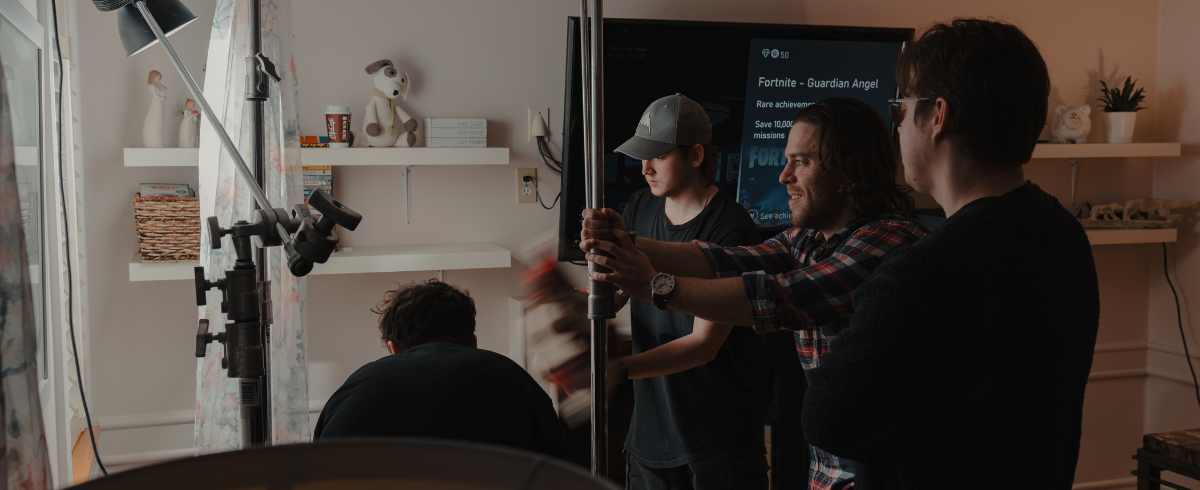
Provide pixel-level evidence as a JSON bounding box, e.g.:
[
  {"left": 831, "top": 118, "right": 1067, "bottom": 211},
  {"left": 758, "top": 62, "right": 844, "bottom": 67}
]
[
  {"left": 792, "top": 98, "right": 915, "bottom": 215},
  {"left": 371, "top": 279, "right": 476, "bottom": 352}
]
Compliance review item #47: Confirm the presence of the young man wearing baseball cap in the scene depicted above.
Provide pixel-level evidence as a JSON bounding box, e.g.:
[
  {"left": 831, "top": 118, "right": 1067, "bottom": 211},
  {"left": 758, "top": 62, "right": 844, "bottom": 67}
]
[
  {"left": 608, "top": 94, "right": 768, "bottom": 489},
  {"left": 583, "top": 97, "right": 926, "bottom": 489}
]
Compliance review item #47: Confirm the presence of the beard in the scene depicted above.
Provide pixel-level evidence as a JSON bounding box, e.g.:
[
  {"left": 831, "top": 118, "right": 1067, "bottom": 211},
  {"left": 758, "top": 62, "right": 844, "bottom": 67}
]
[{"left": 790, "top": 185, "right": 848, "bottom": 230}]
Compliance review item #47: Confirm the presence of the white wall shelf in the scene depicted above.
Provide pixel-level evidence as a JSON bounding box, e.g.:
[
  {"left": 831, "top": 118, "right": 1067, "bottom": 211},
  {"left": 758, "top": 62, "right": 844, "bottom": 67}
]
[
  {"left": 123, "top": 147, "right": 200, "bottom": 167},
  {"left": 1031, "top": 142, "right": 1180, "bottom": 159},
  {"left": 121, "top": 147, "right": 509, "bottom": 167},
  {"left": 300, "top": 147, "right": 509, "bottom": 166},
  {"left": 128, "top": 242, "right": 511, "bottom": 282},
  {"left": 1086, "top": 228, "right": 1177, "bottom": 246},
  {"left": 1030, "top": 143, "right": 1182, "bottom": 205}
]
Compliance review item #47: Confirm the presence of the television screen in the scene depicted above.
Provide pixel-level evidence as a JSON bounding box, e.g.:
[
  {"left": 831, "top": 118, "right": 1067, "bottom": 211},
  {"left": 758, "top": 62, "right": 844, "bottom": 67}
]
[{"left": 558, "top": 18, "right": 911, "bottom": 261}]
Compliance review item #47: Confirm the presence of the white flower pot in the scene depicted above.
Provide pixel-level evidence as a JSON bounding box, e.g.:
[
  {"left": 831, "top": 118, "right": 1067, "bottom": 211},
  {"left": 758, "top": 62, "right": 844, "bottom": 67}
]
[{"left": 1102, "top": 112, "right": 1137, "bottom": 144}]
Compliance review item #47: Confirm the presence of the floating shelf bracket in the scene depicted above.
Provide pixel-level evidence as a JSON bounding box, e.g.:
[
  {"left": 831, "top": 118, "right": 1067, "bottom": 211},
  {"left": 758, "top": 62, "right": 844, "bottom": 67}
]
[
  {"left": 403, "top": 165, "right": 412, "bottom": 224},
  {"left": 1070, "top": 158, "right": 1078, "bottom": 205}
]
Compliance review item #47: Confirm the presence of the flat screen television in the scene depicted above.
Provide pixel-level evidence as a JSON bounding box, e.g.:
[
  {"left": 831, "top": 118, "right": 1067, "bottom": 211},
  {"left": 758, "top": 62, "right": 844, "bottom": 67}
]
[{"left": 557, "top": 18, "right": 912, "bottom": 262}]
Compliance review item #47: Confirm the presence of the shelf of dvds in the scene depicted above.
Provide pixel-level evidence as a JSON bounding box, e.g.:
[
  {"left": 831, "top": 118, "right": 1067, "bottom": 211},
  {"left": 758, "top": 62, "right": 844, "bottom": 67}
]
[
  {"left": 121, "top": 147, "right": 509, "bottom": 167},
  {"left": 128, "top": 242, "right": 511, "bottom": 282}
]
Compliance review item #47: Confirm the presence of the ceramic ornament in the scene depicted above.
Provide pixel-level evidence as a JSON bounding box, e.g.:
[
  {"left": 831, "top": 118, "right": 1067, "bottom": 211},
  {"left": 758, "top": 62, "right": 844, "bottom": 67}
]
[
  {"left": 143, "top": 70, "right": 166, "bottom": 148},
  {"left": 1051, "top": 105, "right": 1091, "bottom": 144},
  {"left": 176, "top": 98, "right": 199, "bottom": 148},
  {"left": 350, "top": 59, "right": 419, "bottom": 148}
]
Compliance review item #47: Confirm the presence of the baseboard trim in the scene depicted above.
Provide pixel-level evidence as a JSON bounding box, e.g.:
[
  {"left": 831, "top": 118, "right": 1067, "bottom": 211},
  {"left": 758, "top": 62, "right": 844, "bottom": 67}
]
[{"left": 1071, "top": 476, "right": 1136, "bottom": 490}]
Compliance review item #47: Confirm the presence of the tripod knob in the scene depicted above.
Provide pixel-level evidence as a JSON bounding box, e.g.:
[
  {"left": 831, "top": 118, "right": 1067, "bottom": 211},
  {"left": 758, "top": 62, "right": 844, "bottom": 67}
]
[
  {"left": 194, "top": 267, "right": 208, "bottom": 306},
  {"left": 307, "top": 189, "right": 363, "bottom": 231},
  {"left": 207, "top": 216, "right": 230, "bottom": 250}
]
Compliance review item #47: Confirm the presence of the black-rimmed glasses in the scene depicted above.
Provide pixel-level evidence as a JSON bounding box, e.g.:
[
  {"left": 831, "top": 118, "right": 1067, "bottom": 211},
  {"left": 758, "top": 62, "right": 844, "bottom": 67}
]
[{"left": 887, "top": 97, "right": 934, "bottom": 127}]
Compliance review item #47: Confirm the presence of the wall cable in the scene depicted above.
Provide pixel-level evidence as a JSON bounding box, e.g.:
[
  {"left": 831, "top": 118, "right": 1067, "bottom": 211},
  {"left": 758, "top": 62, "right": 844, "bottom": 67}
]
[
  {"left": 1161, "top": 242, "right": 1200, "bottom": 410},
  {"left": 50, "top": 0, "right": 108, "bottom": 477}
]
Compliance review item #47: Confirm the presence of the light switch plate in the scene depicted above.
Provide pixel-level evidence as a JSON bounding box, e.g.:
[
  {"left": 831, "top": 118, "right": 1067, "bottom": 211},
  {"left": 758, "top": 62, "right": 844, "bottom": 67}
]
[{"left": 517, "top": 168, "right": 537, "bottom": 203}]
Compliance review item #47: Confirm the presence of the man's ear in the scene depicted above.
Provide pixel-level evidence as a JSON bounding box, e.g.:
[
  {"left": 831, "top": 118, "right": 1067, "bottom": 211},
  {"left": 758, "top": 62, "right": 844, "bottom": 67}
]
[
  {"left": 386, "top": 340, "right": 399, "bottom": 355},
  {"left": 470, "top": 334, "right": 478, "bottom": 348},
  {"left": 690, "top": 144, "right": 704, "bottom": 168},
  {"left": 929, "top": 97, "right": 952, "bottom": 143}
]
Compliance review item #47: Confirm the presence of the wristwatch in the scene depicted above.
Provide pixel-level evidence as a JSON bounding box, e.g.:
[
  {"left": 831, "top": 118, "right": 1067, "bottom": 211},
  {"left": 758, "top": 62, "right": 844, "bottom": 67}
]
[{"left": 651, "top": 272, "right": 675, "bottom": 310}]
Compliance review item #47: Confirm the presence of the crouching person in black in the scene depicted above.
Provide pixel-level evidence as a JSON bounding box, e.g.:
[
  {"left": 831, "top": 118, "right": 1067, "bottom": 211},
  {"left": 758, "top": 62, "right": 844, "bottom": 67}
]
[{"left": 314, "top": 279, "right": 567, "bottom": 459}]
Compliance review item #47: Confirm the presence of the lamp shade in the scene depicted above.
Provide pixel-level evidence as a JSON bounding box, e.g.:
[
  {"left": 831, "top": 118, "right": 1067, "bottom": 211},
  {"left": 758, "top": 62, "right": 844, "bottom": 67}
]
[{"left": 94, "top": 0, "right": 197, "bottom": 57}]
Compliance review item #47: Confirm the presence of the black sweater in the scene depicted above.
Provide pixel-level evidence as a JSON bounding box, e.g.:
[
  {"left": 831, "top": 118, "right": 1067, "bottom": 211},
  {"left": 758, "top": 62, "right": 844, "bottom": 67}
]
[{"left": 801, "top": 182, "right": 1100, "bottom": 489}]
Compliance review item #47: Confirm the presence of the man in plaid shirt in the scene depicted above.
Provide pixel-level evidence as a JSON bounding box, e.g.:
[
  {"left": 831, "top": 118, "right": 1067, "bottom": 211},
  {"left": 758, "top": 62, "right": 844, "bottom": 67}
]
[{"left": 584, "top": 98, "right": 926, "bottom": 489}]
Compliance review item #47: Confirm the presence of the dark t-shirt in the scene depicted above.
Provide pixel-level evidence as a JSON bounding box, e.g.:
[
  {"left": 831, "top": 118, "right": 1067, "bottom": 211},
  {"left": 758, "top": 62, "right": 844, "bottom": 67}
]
[
  {"left": 313, "top": 343, "right": 567, "bottom": 458},
  {"left": 801, "top": 182, "right": 1100, "bottom": 489},
  {"left": 622, "top": 188, "right": 766, "bottom": 468}
]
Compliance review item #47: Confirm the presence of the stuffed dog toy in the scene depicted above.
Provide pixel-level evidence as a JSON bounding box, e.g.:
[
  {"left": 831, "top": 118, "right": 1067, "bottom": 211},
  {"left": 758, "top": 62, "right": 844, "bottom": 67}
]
[{"left": 351, "top": 59, "right": 418, "bottom": 147}]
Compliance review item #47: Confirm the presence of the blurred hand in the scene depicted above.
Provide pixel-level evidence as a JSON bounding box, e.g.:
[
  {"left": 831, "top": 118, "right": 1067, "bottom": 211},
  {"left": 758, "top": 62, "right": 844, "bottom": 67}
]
[{"left": 580, "top": 208, "right": 627, "bottom": 245}]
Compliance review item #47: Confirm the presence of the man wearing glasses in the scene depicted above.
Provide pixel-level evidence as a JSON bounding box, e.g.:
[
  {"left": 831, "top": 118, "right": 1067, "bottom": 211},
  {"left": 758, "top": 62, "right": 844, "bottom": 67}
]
[
  {"left": 799, "top": 19, "right": 1100, "bottom": 488},
  {"left": 581, "top": 97, "right": 926, "bottom": 489}
]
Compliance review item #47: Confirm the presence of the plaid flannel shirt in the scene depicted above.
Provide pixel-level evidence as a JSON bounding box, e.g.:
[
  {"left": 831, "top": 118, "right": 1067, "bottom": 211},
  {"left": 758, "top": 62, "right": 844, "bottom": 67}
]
[{"left": 695, "top": 209, "right": 926, "bottom": 490}]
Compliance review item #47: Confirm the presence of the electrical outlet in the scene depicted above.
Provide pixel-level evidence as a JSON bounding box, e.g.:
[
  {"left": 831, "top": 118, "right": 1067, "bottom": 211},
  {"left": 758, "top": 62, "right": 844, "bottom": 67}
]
[
  {"left": 528, "top": 107, "right": 550, "bottom": 143},
  {"left": 517, "top": 168, "right": 537, "bottom": 203}
]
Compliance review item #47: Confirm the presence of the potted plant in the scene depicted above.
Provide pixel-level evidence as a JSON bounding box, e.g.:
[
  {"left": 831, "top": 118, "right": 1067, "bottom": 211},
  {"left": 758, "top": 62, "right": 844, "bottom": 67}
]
[{"left": 1097, "top": 76, "right": 1146, "bottom": 144}]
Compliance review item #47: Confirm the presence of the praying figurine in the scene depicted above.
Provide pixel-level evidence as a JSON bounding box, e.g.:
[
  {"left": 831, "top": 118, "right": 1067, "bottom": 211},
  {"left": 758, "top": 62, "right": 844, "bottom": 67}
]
[
  {"left": 143, "top": 70, "right": 166, "bottom": 148},
  {"left": 175, "top": 98, "right": 199, "bottom": 147}
]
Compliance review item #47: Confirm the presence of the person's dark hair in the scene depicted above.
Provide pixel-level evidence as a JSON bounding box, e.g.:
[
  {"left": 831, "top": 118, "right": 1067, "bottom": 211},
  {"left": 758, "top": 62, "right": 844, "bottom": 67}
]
[
  {"left": 371, "top": 279, "right": 476, "bottom": 352},
  {"left": 673, "top": 143, "right": 720, "bottom": 186},
  {"left": 792, "top": 98, "right": 915, "bottom": 215},
  {"left": 896, "top": 18, "right": 1050, "bottom": 167}
]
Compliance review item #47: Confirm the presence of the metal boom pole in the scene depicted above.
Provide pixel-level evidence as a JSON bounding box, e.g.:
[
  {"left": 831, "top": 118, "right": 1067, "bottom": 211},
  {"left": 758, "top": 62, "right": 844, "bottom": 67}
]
[{"left": 580, "top": 0, "right": 611, "bottom": 478}]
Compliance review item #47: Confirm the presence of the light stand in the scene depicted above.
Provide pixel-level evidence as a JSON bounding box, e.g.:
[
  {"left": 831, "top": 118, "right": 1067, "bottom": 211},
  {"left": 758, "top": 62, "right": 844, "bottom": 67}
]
[
  {"left": 95, "top": 0, "right": 363, "bottom": 448},
  {"left": 578, "top": 0, "right": 611, "bottom": 477}
]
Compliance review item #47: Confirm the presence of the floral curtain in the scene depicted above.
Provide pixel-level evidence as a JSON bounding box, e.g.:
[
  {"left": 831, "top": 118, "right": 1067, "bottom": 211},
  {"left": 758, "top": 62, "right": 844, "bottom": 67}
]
[
  {"left": 0, "top": 55, "right": 51, "bottom": 489},
  {"left": 195, "top": 0, "right": 309, "bottom": 453}
]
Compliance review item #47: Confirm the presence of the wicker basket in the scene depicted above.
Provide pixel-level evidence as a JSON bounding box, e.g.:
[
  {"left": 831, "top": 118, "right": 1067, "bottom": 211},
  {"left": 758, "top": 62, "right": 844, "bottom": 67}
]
[{"left": 134, "top": 193, "right": 200, "bottom": 263}]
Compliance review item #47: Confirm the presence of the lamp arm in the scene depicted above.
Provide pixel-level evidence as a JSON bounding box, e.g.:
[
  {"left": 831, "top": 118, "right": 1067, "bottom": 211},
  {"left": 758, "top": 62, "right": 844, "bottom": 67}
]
[{"left": 134, "top": 0, "right": 291, "bottom": 243}]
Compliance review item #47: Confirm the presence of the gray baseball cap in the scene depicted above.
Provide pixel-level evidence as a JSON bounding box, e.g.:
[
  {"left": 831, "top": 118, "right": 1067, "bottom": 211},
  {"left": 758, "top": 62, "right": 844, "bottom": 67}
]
[{"left": 614, "top": 93, "right": 712, "bottom": 160}]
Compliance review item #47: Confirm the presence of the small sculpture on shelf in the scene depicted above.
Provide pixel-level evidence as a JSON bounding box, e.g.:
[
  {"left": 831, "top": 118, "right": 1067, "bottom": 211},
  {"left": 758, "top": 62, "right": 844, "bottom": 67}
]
[
  {"left": 350, "top": 59, "right": 419, "bottom": 148},
  {"left": 1077, "top": 199, "right": 1197, "bottom": 229},
  {"left": 174, "top": 98, "right": 199, "bottom": 148},
  {"left": 143, "top": 70, "right": 166, "bottom": 148},
  {"left": 1050, "top": 105, "right": 1091, "bottom": 144}
]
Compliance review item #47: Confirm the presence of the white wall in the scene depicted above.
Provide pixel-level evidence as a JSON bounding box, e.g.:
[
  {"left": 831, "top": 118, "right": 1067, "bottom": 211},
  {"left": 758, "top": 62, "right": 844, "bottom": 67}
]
[
  {"left": 1149, "top": 0, "right": 1200, "bottom": 437},
  {"left": 77, "top": 0, "right": 1169, "bottom": 486}
]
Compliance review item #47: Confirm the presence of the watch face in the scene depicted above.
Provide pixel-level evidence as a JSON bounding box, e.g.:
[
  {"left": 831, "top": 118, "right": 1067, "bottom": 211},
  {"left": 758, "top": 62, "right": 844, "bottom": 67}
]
[{"left": 651, "top": 274, "right": 674, "bottom": 295}]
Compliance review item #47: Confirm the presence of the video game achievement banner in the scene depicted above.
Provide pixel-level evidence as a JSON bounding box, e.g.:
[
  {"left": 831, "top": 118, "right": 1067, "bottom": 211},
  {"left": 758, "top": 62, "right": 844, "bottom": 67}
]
[{"left": 737, "top": 38, "right": 901, "bottom": 227}]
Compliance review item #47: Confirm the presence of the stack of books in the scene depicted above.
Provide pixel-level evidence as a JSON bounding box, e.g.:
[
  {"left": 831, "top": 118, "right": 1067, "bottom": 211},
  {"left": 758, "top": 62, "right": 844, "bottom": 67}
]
[
  {"left": 302, "top": 165, "right": 333, "bottom": 218},
  {"left": 424, "top": 118, "right": 487, "bottom": 148},
  {"left": 301, "top": 136, "right": 330, "bottom": 148}
]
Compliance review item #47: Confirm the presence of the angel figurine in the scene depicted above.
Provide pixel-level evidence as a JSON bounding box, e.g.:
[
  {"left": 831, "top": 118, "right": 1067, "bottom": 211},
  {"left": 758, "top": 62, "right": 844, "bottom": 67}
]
[
  {"left": 143, "top": 70, "right": 166, "bottom": 148},
  {"left": 174, "top": 98, "right": 199, "bottom": 147}
]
